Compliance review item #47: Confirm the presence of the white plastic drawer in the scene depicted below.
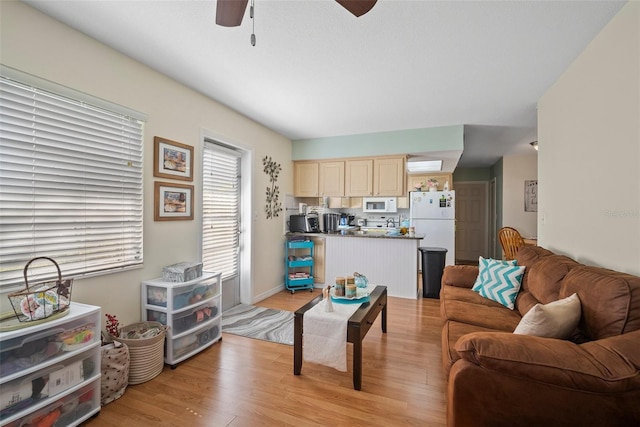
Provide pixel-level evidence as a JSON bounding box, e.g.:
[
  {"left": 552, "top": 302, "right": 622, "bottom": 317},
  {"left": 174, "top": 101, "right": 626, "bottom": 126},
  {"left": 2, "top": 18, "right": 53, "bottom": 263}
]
[
  {"left": 167, "top": 318, "right": 221, "bottom": 361},
  {"left": 171, "top": 280, "right": 220, "bottom": 311},
  {"left": 144, "top": 273, "right": 220, "bottom": 310},
  {"left": 0, "top": 349, "right": 99, "bottom": 421},
  {"left": 146, "top": 285, "right": 169, "bottom": 307},
  {"left": 147, "top": 297, "right": 221, "bottom": 335},
  {"left": 11, "top": 380, "right": 99, "bottom": 427},
  {"left": 0, "top": 320, "right": 97, "bottom": 379}
]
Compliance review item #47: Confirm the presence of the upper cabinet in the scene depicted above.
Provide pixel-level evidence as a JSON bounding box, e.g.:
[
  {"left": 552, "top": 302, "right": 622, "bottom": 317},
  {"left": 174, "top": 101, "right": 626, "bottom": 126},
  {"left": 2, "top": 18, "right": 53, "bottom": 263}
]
[
  {"left": 319, "top": 161, "right": 345, "bottom": 197},
  {"left": 294, "top": 156, "right": 405, "bottom": 198},
  {"left": 373, "top": 157, "right": 405, "bottom": 196},
  {"left": 293, "top": 160, "right": 345, "bottom": 197},
  {"left": 294, "top": 161, "right": 319, "bottom": 197},
  {"left": 345, "top": 159, "right": 373, "bottom": 197}
]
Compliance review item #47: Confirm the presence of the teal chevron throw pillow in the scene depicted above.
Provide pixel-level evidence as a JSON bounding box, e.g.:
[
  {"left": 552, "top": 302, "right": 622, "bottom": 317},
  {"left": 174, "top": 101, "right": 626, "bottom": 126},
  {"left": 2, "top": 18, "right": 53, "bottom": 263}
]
[
  {"left": 472, "top": 257, "right": 518, "bottom": 291},
  {"left": 473, "top": 258, "right": 525, "bottom": 310}
]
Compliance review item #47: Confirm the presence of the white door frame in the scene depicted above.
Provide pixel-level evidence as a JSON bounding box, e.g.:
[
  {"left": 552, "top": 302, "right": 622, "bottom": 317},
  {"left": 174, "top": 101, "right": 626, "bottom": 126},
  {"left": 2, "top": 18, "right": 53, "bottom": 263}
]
[
  {"left": 489, "top": 177, "right": 497, "bottom": 259},
  {"left": 199, "top": 128, "right": 253, "bottom": 306}
]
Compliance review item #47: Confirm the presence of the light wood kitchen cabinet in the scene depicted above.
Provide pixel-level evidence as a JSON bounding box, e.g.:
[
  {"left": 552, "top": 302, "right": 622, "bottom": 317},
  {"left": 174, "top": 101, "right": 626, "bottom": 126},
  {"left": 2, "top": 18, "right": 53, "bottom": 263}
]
[
  {"left": 319, "top": 161, "right": 345, "bottom": 196},
  {"left": 294, "top": 161, "right": 319, "bottom": 197},
  {"left": 295, "top": 156, "right": 406, "bottom": 198},
  {"left": 373, "top": 156, "right": 405, "bottom": 196},
  {"left": 345, "top": 159, "right": 374, "bottom": 197},
  {"left": 407, "top": 173, "right": 453, "bottom": 192}
]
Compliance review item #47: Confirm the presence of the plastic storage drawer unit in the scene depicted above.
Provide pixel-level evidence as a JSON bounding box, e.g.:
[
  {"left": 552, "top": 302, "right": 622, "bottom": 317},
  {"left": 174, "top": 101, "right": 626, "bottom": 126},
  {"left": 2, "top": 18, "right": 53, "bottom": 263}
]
[
  {"left": 0, "top": 302, "right": 101, "bottom": 427},
  {"left": 141, "top": 271, "right": 222, "bottom": 368}
]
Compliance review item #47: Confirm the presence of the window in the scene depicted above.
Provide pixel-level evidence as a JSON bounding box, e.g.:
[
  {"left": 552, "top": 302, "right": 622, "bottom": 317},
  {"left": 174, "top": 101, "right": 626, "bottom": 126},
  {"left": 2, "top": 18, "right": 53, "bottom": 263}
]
[
  {"left": 202, "top": 142, "right": 240, "bottom": 281},
  {"left": 0, "top": 67, "right": 146, "bottom": 291}
]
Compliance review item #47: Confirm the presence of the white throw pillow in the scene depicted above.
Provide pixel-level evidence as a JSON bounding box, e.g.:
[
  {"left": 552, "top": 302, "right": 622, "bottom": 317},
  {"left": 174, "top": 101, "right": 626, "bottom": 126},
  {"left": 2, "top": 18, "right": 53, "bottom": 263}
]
[{"left": 513, "top": 293, "right": 581, "bottom": 339}]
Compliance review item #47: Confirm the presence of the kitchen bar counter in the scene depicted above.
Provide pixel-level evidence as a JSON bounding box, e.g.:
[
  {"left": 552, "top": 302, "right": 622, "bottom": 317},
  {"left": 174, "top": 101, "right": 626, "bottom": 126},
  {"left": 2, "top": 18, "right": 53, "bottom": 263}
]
[
  {"left": 287, "top": 231, "right": 425, "bottom": 240},
  {"left": 287, "top": 231, "right": 421, "bottom": 299}
]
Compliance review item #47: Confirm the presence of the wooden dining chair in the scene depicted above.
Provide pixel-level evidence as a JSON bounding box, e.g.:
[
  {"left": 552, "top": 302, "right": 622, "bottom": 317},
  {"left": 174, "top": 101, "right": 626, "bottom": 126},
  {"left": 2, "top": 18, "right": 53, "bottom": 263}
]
[{"left": 498, "top": 227, "right": 526, "bottom": 260}]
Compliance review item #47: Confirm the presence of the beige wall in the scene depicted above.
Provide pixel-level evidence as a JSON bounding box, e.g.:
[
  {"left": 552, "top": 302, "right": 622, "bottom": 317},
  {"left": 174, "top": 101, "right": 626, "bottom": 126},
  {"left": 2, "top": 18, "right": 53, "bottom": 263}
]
[
  {"left": 0, "top": 2, "right": 293, "bottom": 325},
  {"left": 502, "top": 153, "right": 538, "bottom": 239},
  {"left": 538, "top": 1, "right": 639, "bottom": 275}
]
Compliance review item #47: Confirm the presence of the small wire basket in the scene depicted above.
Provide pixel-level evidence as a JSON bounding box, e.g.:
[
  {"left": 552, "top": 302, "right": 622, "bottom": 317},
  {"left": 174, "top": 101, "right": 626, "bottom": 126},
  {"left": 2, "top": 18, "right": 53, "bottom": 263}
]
[{"left": 8, "top": 257, "right": 73, "bottom": 322}]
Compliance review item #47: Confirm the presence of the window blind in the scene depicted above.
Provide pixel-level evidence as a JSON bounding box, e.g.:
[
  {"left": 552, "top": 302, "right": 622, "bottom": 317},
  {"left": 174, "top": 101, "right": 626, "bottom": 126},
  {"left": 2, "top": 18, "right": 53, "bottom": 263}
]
[
  {"left": 202, "top": 142, "right": 240, "bottom": 281},
  {"left": 0, "top": 75, "right": 144, "bottom": 291}
]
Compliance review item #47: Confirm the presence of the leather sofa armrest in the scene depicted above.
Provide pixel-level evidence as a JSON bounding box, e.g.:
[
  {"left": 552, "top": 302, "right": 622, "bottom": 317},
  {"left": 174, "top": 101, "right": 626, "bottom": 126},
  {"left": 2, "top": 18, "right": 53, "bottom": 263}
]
[
  {"left": 442, "top": 265, "right": 479, "bottom": 289},
  {"left": 454, "top": 330, "right": 640, "bottom": 393}
]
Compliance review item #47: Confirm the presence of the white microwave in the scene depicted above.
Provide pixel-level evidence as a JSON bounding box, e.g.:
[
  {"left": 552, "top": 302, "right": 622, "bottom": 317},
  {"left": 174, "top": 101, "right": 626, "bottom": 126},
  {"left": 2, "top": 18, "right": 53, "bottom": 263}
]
[{"left": 362, "top": 197, "right": 398, "bottom": 213}]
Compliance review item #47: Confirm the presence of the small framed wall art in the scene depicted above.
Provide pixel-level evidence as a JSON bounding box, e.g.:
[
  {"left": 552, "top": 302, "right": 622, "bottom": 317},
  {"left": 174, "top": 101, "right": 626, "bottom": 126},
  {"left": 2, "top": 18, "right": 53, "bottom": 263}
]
[
  {"left": 154, "top": 181, "right": 194, "bottom": 221},
  {"left": 154, "top": 136, "right": 193, "bottom": 181}
]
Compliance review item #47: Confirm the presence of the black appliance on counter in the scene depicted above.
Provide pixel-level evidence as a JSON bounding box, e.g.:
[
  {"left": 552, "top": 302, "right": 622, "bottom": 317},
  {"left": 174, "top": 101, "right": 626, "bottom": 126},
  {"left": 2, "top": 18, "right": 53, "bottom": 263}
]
[
  {"left": 323, "top": 213, "right": 339, "bottom": 233},
  {"left": 289, "top": 214, "right": 319, "bottom": 233},
  {"left": 339, "top": 213, "right": 356, "bottom": 227}
]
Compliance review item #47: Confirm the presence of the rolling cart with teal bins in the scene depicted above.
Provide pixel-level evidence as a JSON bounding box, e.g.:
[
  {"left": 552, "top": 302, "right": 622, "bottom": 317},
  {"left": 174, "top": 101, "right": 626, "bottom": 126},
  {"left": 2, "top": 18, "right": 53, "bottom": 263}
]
[{"left": 285, "top": 238, "right": 315, "bottom": 294}]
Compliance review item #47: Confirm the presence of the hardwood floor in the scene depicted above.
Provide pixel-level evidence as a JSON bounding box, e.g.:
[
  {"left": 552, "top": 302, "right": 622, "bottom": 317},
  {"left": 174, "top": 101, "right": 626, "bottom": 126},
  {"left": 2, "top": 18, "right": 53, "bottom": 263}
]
[{"left": 85, "top": 289, "right": 447, "bottom": 426}]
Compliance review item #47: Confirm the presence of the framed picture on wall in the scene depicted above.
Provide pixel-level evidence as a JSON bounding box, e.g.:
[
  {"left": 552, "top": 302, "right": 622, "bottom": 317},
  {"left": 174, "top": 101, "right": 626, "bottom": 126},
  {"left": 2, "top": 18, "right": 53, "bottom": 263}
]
[
  {"left": 154, "top": 181, "right": 194, "bottom": 221},
  {"left": 525, "top": 180, "right": 538, "bottom": 212},
  {"left": 153, "top": 136, "right": 193, "bottom": 181}
]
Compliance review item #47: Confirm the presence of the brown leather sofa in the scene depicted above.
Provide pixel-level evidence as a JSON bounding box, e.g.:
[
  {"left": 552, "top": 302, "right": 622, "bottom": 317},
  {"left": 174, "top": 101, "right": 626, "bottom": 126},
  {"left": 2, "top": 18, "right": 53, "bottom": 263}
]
[{"left": 440, "top": 245, "right": 640, "bottom": 427}]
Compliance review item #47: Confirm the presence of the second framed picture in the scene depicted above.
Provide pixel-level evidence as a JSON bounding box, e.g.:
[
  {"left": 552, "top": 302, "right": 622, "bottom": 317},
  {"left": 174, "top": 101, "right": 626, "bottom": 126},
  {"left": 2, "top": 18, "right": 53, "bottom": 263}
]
[
  {"left": 154, "top": 136, "right": 193, "bottom": 181},
  {"left": 154, "top": 181, "right": 194, "bottom": 221}
]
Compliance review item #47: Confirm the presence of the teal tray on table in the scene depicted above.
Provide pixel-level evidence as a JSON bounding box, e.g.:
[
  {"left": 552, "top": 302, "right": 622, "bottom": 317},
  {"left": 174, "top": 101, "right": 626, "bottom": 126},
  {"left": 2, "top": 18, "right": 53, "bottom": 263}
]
[{"left": 330, "top": 285, "right": 374, "bottom": 304}]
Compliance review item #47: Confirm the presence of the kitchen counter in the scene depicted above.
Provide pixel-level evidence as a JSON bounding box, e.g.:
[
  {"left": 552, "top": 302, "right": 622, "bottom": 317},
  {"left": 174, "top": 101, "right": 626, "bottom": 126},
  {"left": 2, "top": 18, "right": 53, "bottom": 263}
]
[
  {"left": 287, "top": 231, "right": 421, "bottom": 299},
  {"left": 287, "top": 231, "right": 425, "bottom": 240}
]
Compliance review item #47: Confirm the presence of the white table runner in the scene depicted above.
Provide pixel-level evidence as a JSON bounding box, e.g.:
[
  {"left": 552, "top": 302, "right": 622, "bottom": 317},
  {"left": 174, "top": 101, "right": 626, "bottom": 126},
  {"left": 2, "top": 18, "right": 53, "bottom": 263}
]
[{"left": 303, "top": 299, "right": 360, "bottom": 372}]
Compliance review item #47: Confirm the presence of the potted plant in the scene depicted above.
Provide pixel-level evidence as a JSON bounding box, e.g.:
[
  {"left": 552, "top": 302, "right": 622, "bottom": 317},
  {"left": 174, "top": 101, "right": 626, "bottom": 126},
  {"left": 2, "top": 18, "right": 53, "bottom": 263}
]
[{"left": 426, "top": 178, "right": 439, "bottom": 191}]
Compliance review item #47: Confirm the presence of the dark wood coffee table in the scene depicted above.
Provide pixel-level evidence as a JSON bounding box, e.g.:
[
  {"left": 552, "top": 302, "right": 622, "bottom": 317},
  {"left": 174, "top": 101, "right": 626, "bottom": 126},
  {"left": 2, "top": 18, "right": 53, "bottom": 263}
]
[{"left": 293, "top": 285, "right": 387, "bottom": 390}]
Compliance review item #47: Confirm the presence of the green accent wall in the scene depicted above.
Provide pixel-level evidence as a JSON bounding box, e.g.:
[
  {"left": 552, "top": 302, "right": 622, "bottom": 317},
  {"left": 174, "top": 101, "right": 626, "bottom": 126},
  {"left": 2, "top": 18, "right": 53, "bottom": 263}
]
[
  {"left": 292, "top": 125, "right": 464, "bottom": 160},
  {"left": 453, "top": 167, "right": 491, "bottom": 182}
]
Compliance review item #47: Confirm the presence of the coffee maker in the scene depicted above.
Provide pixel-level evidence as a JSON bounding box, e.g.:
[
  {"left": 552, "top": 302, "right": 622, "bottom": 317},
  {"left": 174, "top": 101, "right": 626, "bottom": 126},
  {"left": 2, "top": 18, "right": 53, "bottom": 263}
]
[{"left": 339, "top": 213, "right": 356, "bottom": 227}]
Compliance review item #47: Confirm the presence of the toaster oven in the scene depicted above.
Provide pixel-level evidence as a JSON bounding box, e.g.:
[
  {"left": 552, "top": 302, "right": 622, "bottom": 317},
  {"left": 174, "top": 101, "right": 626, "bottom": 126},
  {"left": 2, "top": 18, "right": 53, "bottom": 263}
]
[{"left": 289, "top": 214, "right": 319, "bottom": 233}]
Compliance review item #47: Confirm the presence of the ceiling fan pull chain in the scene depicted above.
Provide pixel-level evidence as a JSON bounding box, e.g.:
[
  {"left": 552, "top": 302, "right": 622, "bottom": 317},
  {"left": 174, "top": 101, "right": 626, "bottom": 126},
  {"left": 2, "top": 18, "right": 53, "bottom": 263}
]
[{"left": 250, "top": 0, "right": 256, "bottom": 46}]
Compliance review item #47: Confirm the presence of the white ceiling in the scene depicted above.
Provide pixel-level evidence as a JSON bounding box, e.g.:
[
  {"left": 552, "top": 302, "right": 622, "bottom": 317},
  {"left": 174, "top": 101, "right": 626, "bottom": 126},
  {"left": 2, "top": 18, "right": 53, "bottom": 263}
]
[{"left": 23, "top": 0, "right": 626, "bottom": 167}]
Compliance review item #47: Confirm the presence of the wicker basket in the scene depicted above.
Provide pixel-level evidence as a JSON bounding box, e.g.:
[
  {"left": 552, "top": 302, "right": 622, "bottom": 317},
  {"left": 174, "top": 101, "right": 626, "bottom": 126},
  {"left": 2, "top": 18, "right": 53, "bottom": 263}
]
[
  {"left": 113, "top": 321, "right": 167, "bottom": 385},
  {"left": 8, "top": 257, "right": 72, "bottom": 322}
]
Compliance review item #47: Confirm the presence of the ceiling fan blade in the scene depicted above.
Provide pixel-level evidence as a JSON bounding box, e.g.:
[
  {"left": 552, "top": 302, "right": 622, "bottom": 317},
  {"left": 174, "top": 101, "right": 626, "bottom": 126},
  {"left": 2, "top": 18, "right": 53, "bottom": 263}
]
[
  {"left": 336, "top": 0, "right": 377, "bottom": 17},
  {"left": 216, "top": 0, "right": 249, "bottom": 27}
]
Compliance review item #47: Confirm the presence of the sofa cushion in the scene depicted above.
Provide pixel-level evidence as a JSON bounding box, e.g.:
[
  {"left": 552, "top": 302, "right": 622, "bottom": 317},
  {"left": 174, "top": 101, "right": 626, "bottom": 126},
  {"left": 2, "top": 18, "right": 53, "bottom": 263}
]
[
  {"left": 524, "top": 255, "right": 580, "bottom": 305},
  {"left": 514, "top": 254, "right": 579, "bottom": 315},
  {"left": 513, "top": 293, "right": 581, "bottom": 339},
  {"left": 561, "top": 266, "right": 640, "bottom": 340},
  {"left": 441, "top": 297, "right": 522, "bottom": 331},
  {"left": 441, "top": 264, "right": 481, "bottom": 290},
  {"left": 454, "top": 330, "right": 640, "bottom": 393},
  {"left": 442, "top": 284, "right": 506, "bottom": 306},
  {"left": 515, "top": 245, "right": 555, "bottom": 267},
  {"left": 472, "top": 260, "right": 525, "bottom": 309}
]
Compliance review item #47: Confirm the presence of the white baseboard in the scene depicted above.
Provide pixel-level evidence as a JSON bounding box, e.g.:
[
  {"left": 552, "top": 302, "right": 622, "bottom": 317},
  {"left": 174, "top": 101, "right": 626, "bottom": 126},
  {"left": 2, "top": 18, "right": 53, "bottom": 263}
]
[{"left": 252, "top": 283, "right": 320, "bottom": 304}]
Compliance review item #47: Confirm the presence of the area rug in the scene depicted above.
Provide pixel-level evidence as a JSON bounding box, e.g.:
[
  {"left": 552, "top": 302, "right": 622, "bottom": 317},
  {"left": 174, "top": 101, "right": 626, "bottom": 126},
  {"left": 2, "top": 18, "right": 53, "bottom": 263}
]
[{"left": 221, "top": 304, "right": 294, "bottom": 345}]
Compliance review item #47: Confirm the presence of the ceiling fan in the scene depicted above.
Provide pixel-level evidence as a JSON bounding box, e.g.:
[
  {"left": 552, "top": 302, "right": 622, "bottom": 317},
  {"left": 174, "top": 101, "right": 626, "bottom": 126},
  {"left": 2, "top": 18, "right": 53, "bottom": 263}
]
[{"left": 215, "top": 0, "right": 378, "bottom": 27}]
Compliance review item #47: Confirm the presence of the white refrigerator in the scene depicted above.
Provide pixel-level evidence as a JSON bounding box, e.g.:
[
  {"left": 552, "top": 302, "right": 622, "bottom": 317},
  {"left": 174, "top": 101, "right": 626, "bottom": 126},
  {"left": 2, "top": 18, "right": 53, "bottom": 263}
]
[{"left": 410, "top": 191, "right": 456, "bottom": 267}]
